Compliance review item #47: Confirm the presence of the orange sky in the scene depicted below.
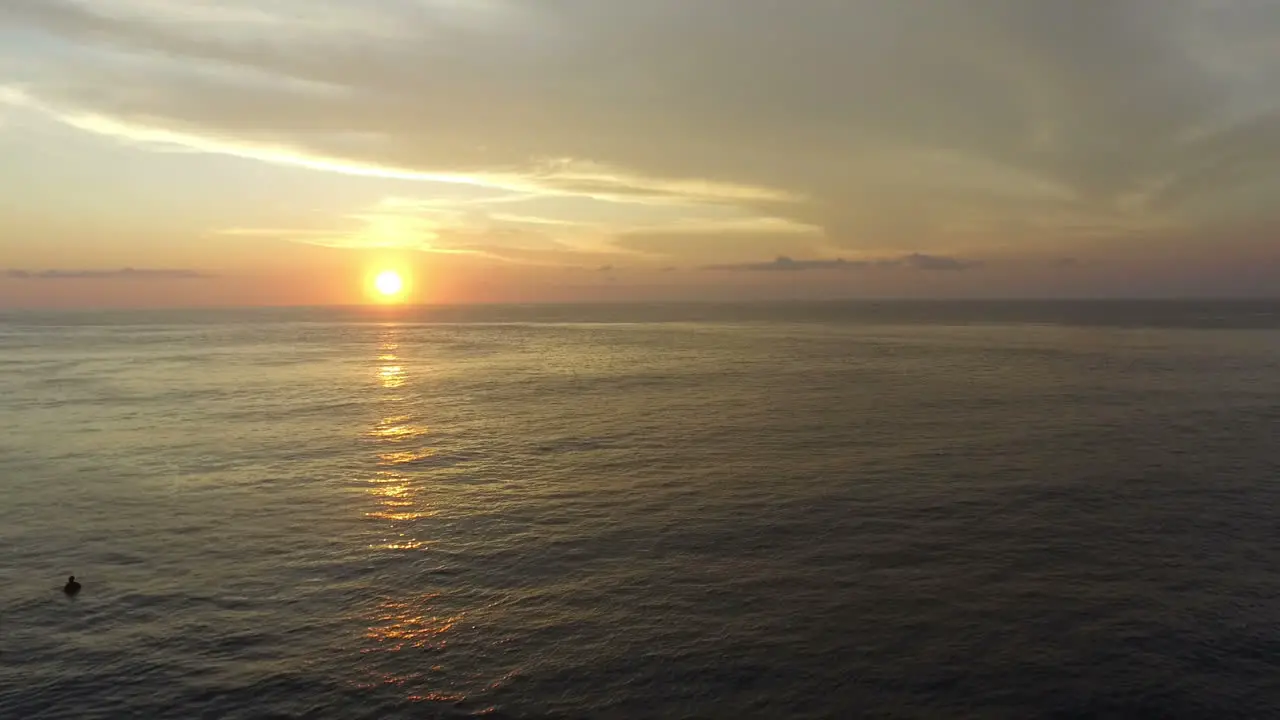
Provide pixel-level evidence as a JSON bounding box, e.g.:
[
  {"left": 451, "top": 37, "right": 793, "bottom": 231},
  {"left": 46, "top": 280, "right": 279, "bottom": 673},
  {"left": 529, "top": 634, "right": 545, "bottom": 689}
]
[{"left": 3, "top": 1, "right": 1280, "bottom": 308}]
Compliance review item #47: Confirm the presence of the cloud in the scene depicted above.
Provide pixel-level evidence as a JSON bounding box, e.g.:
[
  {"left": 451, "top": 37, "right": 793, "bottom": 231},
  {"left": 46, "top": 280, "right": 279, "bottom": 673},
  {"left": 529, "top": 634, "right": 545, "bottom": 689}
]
[
  {"left": 902, "top": 253, "right": 981, "bottom": 271},
  {"left": 703, "top": 257, "right": 867, "bottom": 273},
  {"left": 2, "top": 0, "right": 1280, "bottom": 273},
  {"left": 703, "top": 254, "right": 979, "bottom": 273},
  {"left": 613, "top": 230, "right": 828, "bottom": 266},
  {"left": 215, "top": 194, "right": 820, "bottom": 268},
  {"left": 4, "top": 267, "right": 212, "bottom": 280}
]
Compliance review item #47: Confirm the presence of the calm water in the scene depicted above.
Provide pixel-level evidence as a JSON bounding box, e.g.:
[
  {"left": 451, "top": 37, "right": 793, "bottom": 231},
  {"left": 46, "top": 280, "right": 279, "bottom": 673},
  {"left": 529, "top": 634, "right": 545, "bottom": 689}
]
[{"left": 3, "top": 301, "right": 1280, "bottom": 719}]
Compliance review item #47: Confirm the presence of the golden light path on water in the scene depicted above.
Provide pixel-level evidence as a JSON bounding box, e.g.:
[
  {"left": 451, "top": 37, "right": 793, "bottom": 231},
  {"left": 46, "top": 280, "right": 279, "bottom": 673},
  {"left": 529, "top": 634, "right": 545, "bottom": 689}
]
[
  {"left": 366, "top": 331, "right": 433, "bottom": 535},
  {"left": 356, "top": 327, "right": 467, "bottom": 704}
]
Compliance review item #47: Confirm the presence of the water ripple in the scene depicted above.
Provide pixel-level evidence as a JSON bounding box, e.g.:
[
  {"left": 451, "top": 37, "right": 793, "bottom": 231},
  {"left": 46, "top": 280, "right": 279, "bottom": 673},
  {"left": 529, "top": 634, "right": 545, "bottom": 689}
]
[{"left": 3, "top": 308, "right": 1280, "bottom": 717}]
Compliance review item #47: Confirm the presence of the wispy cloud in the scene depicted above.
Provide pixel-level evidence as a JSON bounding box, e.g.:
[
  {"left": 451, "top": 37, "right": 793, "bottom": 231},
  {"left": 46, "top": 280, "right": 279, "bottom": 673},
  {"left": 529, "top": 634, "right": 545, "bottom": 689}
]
[
  {"left": 2, "top": 0, "right": 1280, "bottom": 288},
  {"left": 5, "top": 268, "right": 213, "bottom": 280},
  {"left": 703, "top": 254, "right": 980, "bottom": 273},
  {"left": 0, "top": 87, "right": 797, "bottom": 211},
  {"left": 902, "top": 253, "right": 981, "bottom": 271},
  {"left": 213, "top": 193, "right": 811, "bottom": 266}
]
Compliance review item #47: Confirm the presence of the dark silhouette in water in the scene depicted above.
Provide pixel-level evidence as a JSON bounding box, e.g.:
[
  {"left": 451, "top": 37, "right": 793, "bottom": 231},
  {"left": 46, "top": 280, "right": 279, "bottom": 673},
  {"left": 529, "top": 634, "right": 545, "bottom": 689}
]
[{"left": 63, "top": 576, "right": 81, "bottom": 595}]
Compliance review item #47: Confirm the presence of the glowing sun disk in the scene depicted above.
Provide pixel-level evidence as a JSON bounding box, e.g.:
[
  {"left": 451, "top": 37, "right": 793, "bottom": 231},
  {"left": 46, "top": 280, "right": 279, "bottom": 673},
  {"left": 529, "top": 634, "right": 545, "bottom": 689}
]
[{"left": 374, "top": 270, "right": 404, "bottom": 297}]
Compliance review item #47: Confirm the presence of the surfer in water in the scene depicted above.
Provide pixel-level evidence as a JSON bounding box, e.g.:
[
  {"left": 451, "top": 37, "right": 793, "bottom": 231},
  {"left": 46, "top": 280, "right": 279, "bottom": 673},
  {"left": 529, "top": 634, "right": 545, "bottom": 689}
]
[{"left": 64, "top": 576, "right": 81, "bottom": 595}]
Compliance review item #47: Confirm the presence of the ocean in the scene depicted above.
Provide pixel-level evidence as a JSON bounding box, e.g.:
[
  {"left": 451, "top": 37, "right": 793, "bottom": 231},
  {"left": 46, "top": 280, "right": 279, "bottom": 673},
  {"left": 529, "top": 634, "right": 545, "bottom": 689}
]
[{"left": 2, "top": 300, "right": 1279, "bottom": 719}]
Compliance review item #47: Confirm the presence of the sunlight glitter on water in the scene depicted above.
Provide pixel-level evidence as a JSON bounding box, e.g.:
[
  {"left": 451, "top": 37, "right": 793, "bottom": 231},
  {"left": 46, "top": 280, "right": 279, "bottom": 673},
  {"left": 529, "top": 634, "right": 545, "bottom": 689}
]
[
  {"left": 377, "top": 449, "right": 436, "bottom": 465},
  {"left": 365, "top": 479, "right": 435, "bottom": 522},
  {"left": 364, "top": 597, "right": 463, "bottom": 652},
  {"left": 11, "top": 305, "right": 1279, "bottom": 718},
  {"left": 352, "top": 326, "right": 474, "bottom": 707},
  {"left": 378, "top": 365, "right": 405, "bottom": 389},
  {"left": 367, "top": 417, "right": 429, "bottom": 441}
]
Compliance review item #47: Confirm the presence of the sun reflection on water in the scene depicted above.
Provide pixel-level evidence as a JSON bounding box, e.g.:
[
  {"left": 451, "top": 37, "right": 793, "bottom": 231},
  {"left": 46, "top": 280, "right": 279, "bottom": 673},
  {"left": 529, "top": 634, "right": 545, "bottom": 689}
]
[
  {"left": 367, "top": 415, "right": 429, "bottom": 441},
  {"left": 376, "top": 336, "right": 407, "bottom": 390},
  {"left": 377, "top": 448, "right": 436, "bottom": 466},
  {"left": 365, "top": 329, "right": 434, "bottom": 532},
  {"left": 364, "top": 595, "right": 464, "bottom": 652},
  {"left": 365, "top": 471, "right": 434, "bottom": 522},
  {"left": 378, "top": 365, "right": 405, "bottom": 389},
  {"left": 355, "top": 328, "right": 470, "bottom": 706}
]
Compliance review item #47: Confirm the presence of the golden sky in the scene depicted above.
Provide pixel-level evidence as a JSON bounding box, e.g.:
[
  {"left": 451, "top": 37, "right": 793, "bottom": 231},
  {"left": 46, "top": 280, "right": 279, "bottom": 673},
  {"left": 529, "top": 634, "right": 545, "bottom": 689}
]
[{"left": 2, "top": 1, "right": 1279, "bottom": 307}]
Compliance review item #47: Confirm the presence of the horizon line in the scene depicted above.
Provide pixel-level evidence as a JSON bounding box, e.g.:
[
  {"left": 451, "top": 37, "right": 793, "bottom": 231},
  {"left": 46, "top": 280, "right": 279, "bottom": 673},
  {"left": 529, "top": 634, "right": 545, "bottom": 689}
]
[{"left": 4, "top": 296, "right": 1280, "bottom": 314}]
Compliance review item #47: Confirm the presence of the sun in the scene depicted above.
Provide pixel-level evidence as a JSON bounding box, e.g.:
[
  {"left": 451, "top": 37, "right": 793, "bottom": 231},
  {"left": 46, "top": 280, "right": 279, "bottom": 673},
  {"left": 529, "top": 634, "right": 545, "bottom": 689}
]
[{"left": 373, "top": 270, "right": 405, "bottom": 299}]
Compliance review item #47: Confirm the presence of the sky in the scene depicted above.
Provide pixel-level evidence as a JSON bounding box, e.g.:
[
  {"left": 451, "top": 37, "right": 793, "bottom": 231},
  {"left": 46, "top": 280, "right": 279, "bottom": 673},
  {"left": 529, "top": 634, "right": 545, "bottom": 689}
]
[{"left": 1, "top": 0, "right": 1279, "bottom": 307}]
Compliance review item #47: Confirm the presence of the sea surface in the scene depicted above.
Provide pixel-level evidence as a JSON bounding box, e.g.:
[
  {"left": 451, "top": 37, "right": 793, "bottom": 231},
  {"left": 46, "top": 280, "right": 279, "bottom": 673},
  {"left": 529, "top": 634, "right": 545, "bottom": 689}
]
[{"left": 2, "top": 300, "right": 1280, "bottom": 719}]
